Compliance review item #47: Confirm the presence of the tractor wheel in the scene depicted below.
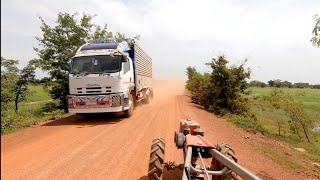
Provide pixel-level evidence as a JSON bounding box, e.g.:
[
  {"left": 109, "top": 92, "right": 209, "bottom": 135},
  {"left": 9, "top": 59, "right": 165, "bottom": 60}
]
[
  {"left": 148, "top": 138, "right": 165, "bottom": 180},
  {"left": 211, "top": 144, "right": 240, "bottom": 180}
]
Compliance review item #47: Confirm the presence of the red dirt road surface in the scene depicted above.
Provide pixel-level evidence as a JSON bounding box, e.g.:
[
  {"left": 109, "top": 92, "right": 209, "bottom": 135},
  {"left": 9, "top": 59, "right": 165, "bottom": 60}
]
[{"left": 1, "top": 79, "right": 314, "bottom": 180}]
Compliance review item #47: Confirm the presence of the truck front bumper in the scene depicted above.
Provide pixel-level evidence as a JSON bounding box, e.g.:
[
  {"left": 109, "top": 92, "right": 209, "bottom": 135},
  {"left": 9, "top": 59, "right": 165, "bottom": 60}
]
[
  {"left": 68, "top": 106, "right": 128, "bottom": 113},
  {"left": 67, "top": 94, "right": 130, "bottom": 114}
]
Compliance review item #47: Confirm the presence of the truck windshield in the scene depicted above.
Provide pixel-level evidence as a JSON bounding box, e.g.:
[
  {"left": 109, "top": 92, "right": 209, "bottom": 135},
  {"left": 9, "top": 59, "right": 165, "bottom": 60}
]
[{"left": 70, "top": 55, "right": 122, "bottom": 74}]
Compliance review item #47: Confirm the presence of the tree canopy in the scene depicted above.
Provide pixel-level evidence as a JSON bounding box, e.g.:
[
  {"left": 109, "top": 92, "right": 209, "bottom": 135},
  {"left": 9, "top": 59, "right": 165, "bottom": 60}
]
[
  {"left": 186, "top": 55, "right": 251, "bottom": 116},
  {"left": 311, "top": 14, "right": 320, "bottom": 47}
]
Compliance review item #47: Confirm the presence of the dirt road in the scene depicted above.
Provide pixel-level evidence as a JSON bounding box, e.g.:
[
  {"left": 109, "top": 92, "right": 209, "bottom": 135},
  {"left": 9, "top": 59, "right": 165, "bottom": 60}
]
[{"left": 1, "top": 79, "right": 311, "bottom": 180}]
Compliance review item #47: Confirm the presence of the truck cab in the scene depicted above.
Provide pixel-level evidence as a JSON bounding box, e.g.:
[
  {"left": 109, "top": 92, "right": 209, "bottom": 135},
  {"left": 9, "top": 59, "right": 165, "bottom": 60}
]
[{"left": 67, "top": 39, "right": 152, "bottom": 117}]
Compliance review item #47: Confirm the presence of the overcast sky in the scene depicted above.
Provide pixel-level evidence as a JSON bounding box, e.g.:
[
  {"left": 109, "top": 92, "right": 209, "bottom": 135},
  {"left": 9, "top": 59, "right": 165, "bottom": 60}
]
[{"left": 1, "top": 0, "right": 320, "bottom": 83}]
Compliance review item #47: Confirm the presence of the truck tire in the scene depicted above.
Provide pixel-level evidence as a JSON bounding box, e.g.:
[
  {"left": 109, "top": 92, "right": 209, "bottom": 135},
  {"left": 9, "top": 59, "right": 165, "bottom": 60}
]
[
  {"left": 211, "top": 144, "right": 240, "bottom": 180},
  {"left": 143, "top": 93, "right": 152, "bottom": 104},
  {"left": 148, "top": 138, "right": 165, "bottom": 180},
  {"left": 123, "top": 93, "right": 134, "bottom": 118}
]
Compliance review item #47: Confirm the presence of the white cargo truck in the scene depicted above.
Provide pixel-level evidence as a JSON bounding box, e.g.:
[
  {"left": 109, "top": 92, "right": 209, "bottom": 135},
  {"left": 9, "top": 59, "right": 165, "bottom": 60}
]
[{"left": 67, "top": 39, "right": 153, "bottom": 117}]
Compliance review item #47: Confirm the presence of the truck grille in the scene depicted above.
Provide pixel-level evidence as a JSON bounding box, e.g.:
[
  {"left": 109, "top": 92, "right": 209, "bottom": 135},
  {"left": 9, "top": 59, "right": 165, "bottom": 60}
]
[{"left": 76, "top": 87, "right": 112, "bottom": 94}]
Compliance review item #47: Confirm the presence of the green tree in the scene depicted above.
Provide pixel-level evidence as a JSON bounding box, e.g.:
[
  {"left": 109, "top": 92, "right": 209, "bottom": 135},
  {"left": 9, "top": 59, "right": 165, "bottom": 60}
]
[
  {"left": 249, "top": 80, "right": 267, "bottom": 88},
  {"left": 1, "top": 57, "right": 19, "bottom": 110},
  {"left": 186, "top": 66, "right": 198, "bottom": 82},
  {"left": 34, "top": 12, "right": 96, "bottom": 110},
  {"left": 311, "top": 14, "right": 320, "bottom": 47},
  {"left": 264, "top": 89, "right": 314, "bottom": 143},
  {"left": 268, "top": 80, "right": 275, "bottom": 87},
  {"left": 185, "top": 72, "right": 210, "bottom": 104},
  {"left": 205, "top": 56, "right": 251, "bottom": 115},
  {"left": 39, "top": 77, "right": 51, "bottom": 84},
  {"left": 274, "top": 79, "right": 283, "bottom": 88},
  {"left": 13, "top": 61, "right": 36, "bottom": 112},
  {"left": 1, "top": 57, "right": 36, "bottom": 112},
  {"left": 293, "top": 82, "right": 309, "bottom": 88},
  {"left": 283, "top": 81, "right": 293, "bottom": 88}
]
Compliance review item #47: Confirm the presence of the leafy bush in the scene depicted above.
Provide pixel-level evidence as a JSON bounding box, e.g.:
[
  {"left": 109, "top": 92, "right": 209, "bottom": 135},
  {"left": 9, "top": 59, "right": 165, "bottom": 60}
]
[
  {"left": 263, "top": 89, "right": 315, "bottom": 143},
  {"left": 186, "top": 55, "right": 251, "bottom": 116},
  {"left": 39, "top": 101, "right": 60, "bottom": 114}
]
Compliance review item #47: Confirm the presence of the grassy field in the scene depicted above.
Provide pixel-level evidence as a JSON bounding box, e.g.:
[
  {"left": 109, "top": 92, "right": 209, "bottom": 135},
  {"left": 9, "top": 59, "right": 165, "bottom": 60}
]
[
  {"left": 249, "top": 87, "right": 320, "bottom": 119},
  {"left": 24, "top": 85, "right": 52, "bottom": 103},
  {"left": 248, "top": 87, "right": 320, "bottom": 163},
  {"left": 1, "top": 85, "right": 65, "bottom": 135}
]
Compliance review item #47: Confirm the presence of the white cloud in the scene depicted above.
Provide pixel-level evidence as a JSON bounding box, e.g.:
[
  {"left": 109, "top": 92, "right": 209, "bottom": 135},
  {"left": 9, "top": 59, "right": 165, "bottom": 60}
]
[{"left": 1, "top": 0, "right": 320, "bottom": 83}]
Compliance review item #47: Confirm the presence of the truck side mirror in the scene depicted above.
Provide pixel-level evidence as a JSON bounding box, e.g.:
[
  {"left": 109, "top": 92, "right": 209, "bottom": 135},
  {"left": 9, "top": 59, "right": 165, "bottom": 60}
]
[{"left": 122, "top": 55, "right": 127, "bottom": 62}]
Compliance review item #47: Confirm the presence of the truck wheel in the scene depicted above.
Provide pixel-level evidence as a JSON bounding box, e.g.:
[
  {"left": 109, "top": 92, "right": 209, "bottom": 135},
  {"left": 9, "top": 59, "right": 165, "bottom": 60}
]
[
  {"left": 123, "top": 93, "right": 134, "bottom": 118},
  {"left": 143, "top": 94, "right": 152, "bottom": 104},
  {"left": 211, "top": 144, "right": 239, "bottom": 180},
  {"left": 148, "top": 138, "right": 165, "bottom": 180}
]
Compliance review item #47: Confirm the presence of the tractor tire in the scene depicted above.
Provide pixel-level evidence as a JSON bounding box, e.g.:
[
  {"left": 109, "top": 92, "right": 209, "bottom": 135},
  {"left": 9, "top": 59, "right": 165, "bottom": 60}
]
[
  {"left": 148, "top": 138, "right": 165, "bottom": 180},
  {"left": 211, "top": 144, "right": 240, "bottom": 180},
  {"left": 123, "top": 93, "right": 134, "bottom": 118}
]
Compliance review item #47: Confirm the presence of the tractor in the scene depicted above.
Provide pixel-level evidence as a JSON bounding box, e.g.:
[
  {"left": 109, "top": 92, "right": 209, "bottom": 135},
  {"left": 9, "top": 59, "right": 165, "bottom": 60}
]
[{"left": 147, "top": 118, "right": 261, "bottom": 180}]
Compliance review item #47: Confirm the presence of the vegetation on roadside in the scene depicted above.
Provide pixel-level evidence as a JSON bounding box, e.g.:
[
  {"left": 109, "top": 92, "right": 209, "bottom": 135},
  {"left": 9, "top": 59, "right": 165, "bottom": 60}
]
[
  {"left": 186, "top": 55, "right": 252, "bottom": 116},
  {"left": 1, "top": 57, "right": 36, "bottom": 112},
  {"left": 249, "top": 79, "right": 320, "bottom": 89},
  {"left": 1, "top": 83, "right": 64, "bottom": 134},
  {"left": 1, "top": 56, "right": 64, "bottom": 134},
  {"left": 250, "top": 87, "right": 320, "bottom": 162},
  {"left": 185, "top": 55, "right": 320, "bottom": 167}
]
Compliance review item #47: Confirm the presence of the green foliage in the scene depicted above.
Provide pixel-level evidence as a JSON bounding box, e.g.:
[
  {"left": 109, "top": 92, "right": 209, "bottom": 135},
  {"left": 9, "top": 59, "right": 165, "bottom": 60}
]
[
  {"left": 23, "top": 85, "right": 52, "bottom": 102},
  {"left": 1, "top": 57, "right": 19, "bottom": 109},
  {"left": 13, "top": 61, "right": 36, "bottom": 111},
  {"left": 229, "top": 115, "right": 267, "bottom": 134},
  {"left": 263, "top": 89, "right": 315, "bottom": 143},
  {"left": 185, "top": 66, "right": 198, "bottom": 82},
  {"left": 267, "top": 79, "right": 293, "bottom": 88},
  {"left": 250, "top": 87, "right": 320, "bottom": 164},
  {"left": 312, "top": 84, "right": 320, "bottom": 89},
  {"left": 293, "top": 82, "right": 310, "bottom": 88},
  {"left": 1, "top": 57, "right": 36, "bottom": 112},
  {"left": 186, "top": 73, "right": 211, "bottom": 104},
  {"left": 311, "top": 14, "right": 320, "bottom": 47},
  {"left": 34, "top": 12, "right": 96, "bottom": 110},
  {"left": 1, "top": 83, "right": 65, "bottom": 134},
  {"left": 1, "top": 101, "right": 65, "bottom": 134},
  {"left": 249, "top": 80, "right": 267, "bottom": 88},
  {"left": 91, "top": 24, "right": 112, "bottom": 40},
  {"left": 204, "top": 55, "right": 251, "bottom": 115},
  {"left": 40, "top": 101, "right": 60, "bottom": 113},
  {"left": 186, "top": 55, "right": 251, "bottom": 116}
]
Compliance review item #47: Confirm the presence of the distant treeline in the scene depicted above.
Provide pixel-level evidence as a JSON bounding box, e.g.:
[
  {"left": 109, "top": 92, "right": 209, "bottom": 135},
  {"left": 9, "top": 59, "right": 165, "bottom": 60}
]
[
  {"left": 31, "top": 77, "right": 52, "bottom": 85},
  {"left": 249, "top": 79, "right": 320, "bottom": 89}
]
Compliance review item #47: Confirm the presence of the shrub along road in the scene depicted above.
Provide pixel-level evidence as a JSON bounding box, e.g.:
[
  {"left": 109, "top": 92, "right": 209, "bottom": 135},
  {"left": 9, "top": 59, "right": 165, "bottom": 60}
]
[{"left": 1, "top": 79, "right": 318, "bottom": 180}]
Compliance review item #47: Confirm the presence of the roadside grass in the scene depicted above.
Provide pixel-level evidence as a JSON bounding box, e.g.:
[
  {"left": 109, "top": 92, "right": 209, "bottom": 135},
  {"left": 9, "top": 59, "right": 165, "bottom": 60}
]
[
  {"left": 1, "top": 85, "right": 66, "bottom": 135},
  {"left": 24, "top": 85, "right": 52, "bottom": 103},
  {"left": 253, "top": 142, "right": 320, "bottom": 175},
  {"left": 238, "top": 87, "right": 320, "bottom": 167}
]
